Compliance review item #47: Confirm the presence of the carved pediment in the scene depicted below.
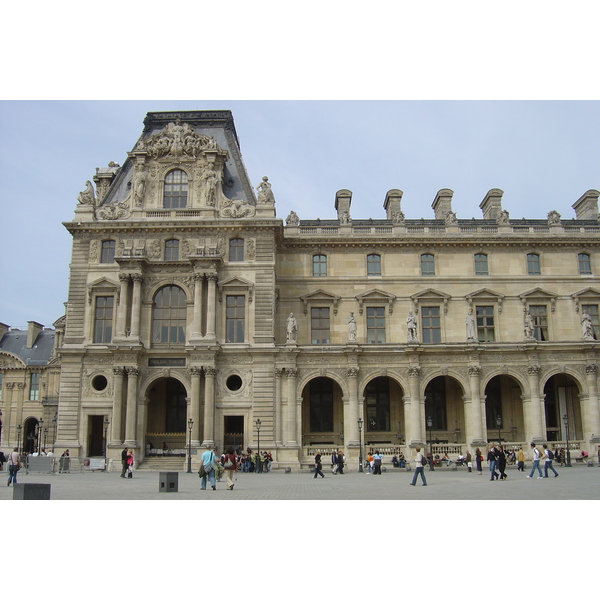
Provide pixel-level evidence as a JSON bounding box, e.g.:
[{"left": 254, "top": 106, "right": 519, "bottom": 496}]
[
  {"left": 519, "top": 287, "right": 558, "bottom": 312},
  {"left": 410, "top": 288, "right": 451, "bottom": 314},
  {"left": 572, "top": 287, "right": 600, "bottom": 312},
  {"left": 300, "top": 289, "right": 341, "bottom": 315},
  {"left": 87, "top": 277, "right": 119, "bottom": 305},
  {"left": 218, "top": 276, "right": 254, "bottom": 303},
  {"left": 466, "top": 288, "right": 505, "bottom": 312},
  {"left": 355, "top": 289, "right": 397, "bottom": 314},
  {"left": 0, "top": 351, "right": 26, "bottom": 369}
]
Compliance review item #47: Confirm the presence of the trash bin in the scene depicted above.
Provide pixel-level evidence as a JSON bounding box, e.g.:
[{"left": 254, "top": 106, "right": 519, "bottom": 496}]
[
  {"left": 159, "top": 472, "right": 178, "bottom": 493},
  {"left": 13, "top": 483, "right": 51, "bottom": 500}
]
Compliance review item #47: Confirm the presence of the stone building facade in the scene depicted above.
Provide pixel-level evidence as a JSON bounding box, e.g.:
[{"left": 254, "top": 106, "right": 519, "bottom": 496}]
[{"left": 48, "top": 110, "right": 600, "bottom": 470}]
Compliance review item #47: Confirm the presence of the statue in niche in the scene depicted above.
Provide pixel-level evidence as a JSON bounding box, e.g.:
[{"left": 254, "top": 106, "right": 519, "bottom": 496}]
[
  {"left": 286, "top": 210, "right": 299, "bottom": 226},
  {"left": 77, "top": 180, "right": 96, "bottom": 205},
  {"left": 406, "top": 311, "right": 418, "bottom": 343},
  {"left": 524, "top": 310, "right": 535, "bottom": 339},
  {"left": 348, "top": 312, "right": 357, "bottom": 342},
  {"left": 286, "top": 313, "right": 298, "bottom": 343},
  {"left": 133, "top": 170, "right": 146, "bottom": 206},
  {"left": 582, "top": 312, "right": 596, "bottom": 341},
  {"left": 201, "top": 165, "right": 221, "bottom": 206},
  {"left": 256, "top": 176, "right": 275, "bottom": 203},
  {"left": 466, "top": 308, "right": 476, "bottom": 341}
]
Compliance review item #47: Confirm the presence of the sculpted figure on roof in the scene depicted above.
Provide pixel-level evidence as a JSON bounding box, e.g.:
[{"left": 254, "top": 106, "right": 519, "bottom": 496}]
[
  {"left": 77, "top": 180, "right": 96, "bottom": 205},
  {"left": 256, "top": 176, "right": 275, "bottom": 204}
]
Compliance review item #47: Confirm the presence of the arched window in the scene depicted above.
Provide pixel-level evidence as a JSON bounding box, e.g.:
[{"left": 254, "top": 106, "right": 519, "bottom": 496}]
[
  {"left": 101, "top": 240, "right": 116, "bottom": 264},
  {"left": 578, "top": 252, "right": 592, "bottom": 275},
  {"left": 367, "top": 254, "right": 381, "bottom": 276},
  {"left": 165, "top": 239, "right": 179, "bottom": 261},
  {"left": 313, "top": 254, "right": 327, "bottom": 277},
  {"left": 229, "top": 238, "right": 244, "bottom": 262},
  {"left": 420, "top": 253, "right": 435, "bottom": 276},
  {"left": 152, "top": 285, "right": 186, "bottom": 344},
  {"left": 163, "top": 169, "right": 188, "bottom": 209}
]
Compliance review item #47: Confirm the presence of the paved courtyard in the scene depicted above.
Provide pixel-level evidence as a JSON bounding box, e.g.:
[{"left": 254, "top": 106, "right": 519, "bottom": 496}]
[{"left": 2, "top": 462, "right": 598, "bottom": 500}]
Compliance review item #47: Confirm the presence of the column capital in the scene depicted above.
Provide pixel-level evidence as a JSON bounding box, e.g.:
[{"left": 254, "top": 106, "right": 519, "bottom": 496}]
[
  {"left": 131, "top": 273, "right": 144, "bottom": 283},
  {"left": 286, "top": 369, "right": 298, "bottom": 378},
  {"left": 347, "top": 367, "right": 360, "bottom": 377},
  {"left": 189, "top": 366, "right": 202, "bottom": 377},
  {"left": 126, "top": 366, "right": 140, "bottom": 377},
  {"left": 119, "top": 273, "right": 131, "bottom": 283},
  {"left": 408, "top": 366, "right": 421, "bottom": 378},
  {"left": 204, "top": 366, "right": 217, "bottom": 377},
  {"left": 113, "top": 366, "right": 126, "bottom": 377},
  {"left": 527, "top": 365, "right": 541, "bottom": 376},
  {"left": 468, "top": 365, "right": 481, "bottom": 377},
  {"left": 586, "top": 363, "right": 598, "bottom": 375}
]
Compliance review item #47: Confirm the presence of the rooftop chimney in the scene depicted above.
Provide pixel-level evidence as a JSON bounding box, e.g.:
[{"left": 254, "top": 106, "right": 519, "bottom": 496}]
[{"left": 27, "top": 321, "right": 44, "bottom": 349}]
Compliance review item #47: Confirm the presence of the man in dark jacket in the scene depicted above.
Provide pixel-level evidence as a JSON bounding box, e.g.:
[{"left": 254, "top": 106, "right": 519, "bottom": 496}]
[
  {"left": 121, "top": 447, "right": 128, "bottom": 478},
  {"left": 314, "top": 453, "right": 325, "bottom": 478}
]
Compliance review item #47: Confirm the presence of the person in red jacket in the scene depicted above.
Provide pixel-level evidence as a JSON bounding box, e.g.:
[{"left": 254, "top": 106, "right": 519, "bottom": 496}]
[{"left": 223, "top": 446, "right": 238, "bottom": 490}]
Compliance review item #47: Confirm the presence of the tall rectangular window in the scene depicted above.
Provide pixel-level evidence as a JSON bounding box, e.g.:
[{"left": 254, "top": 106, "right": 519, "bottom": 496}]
[
  {"left": 367, "top": 307, "right": 385, "bottom": 344},
  {"left": 530, "top": 305, "right": 548, "bottom": 341},
  {"left": 474, "top": 253, "right": 489, "bottom": 275},
  {"left": 311, "top": 307, "right": 330, "bottom": 344},
  {"left": 164, "top": 239, "right": 179, "bottom": 261},
  {"left": 367, "top": 254, "right": 381, "bottom": 276},
  {"left": 93, "top": 296, "right": 114, "bottom": 343},
  {"left": 309, "top": 378, "right": 333, "bottom": 432},
  {"left": 163, "top": 169, "right": 188, "bottom": 209},
  {"left": 476, "top": 306, "right": 495, "bottom": 342},
  {"left": 527, "top": 253, "right": 541, "bottom": 275},
  {"left": 421, "top": 306, "right": 441, "bottom": 343},
  {"left": 365, "top": 378, "right": 390, "bottom": 431},
  {"left": 226, "top": 295, "right": 245, "bottom": 343},
  {"left": 421, "top": 253, "right": 435, "bottom": 276},
  {"left": 313, "top": 254, "right": 327, "bottom": 276},
  {"left": 101, "top": 240, "right": 116, "bottom": 264},
  {"left": 578, "top": 253, "right": 592, "bottom": 275},
  {"left": 29, "top": 372, "right": 40, "bottom": 401},
  {"left": 229, "top": 238, "right": 244, "bottom": 262}
]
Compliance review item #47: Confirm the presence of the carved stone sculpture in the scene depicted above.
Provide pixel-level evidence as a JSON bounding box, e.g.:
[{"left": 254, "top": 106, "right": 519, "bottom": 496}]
[
  {"left": 286, "top": 313, "right": 298, "bottom": 342},
  {"left": 286, "top": 210, "right": 299, "bottom": 226},
  {"left": 348, "top": 312, "right": 357, "bottom": 342},
  {"left": 406, "top": 311, "right": 418, "bottom": 343},
  {"left": 256, "top": 176, "right": 275, "bottom": 203},
  {"left": 466, "top": 308, "right": 476, "bottom": 341},
  {"left": 77, "top": 180, "right": 96, "bottom": 205},
  {"left": 582, "top": 312, "right": 595, "bottom": 341},
  {"left": 524, "top": 310, "right": 535, "bottom": 340}
]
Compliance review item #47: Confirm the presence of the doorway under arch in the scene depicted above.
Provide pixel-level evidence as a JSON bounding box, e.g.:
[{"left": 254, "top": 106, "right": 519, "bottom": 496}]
[
  {"left": 146, "top": 377, "right": 189, "bottom": 456},
  {"left": 23, "top": 417, "right": 39, "bottom": 454},
  {"left": 301, "top": 376, "right": 344, "bottom": 447},
  {"left": 543, "top": 374, "right": 582, "bottom": 441},
  {"left": 424, "top": 376, "right": 465, "bottom": 444},
  {"left": 362, "top": 376, "right": 405, "bottom": 447},
  {"left": 484, "top": 375, "right": 524, "bottom": 443}
]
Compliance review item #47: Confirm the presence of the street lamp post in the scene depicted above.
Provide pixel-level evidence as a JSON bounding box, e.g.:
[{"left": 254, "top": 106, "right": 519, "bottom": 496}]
[
  {"left": 52, "top": 415, "right": 57, "bottom": 452},
  {"left": 358, "top": 418, "right": 363, "bottom": 472},
  {"left": 427, "top": 416, "right": 435, "bottom": 471},
  {"left": 496, "top": 415, "right": 502, "bottom": 445},
  {"left": 43, "top": 428, "right": 48, "bottom": 451},
  {"left": 38, "top": 418, "right": 44, "bottom": 453},
  {"left": 255, "top": 419, "right": 261, "bottom": 473},
  {"left": 17, "top": 424, "right": 22, "bottom": 454},
  {"left": 103, "top": 417, "right": 110, "bottom": 461},
  {"left": 187, "top": 418, "right": 194, "bottom": 473},
  {"left": 563, "top": 413, "right": 572, "bottom": 467}
]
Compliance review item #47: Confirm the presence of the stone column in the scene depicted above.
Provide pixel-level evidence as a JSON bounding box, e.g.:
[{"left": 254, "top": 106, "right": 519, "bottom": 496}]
[
  {"left": 408, "top": 367, "right": 424, "bottom": 446},
  {"left": 275, "top": 369, "right": 283, "bottom": 445},
  {"left": 190, "top": 274, "right": 204, "bottom": 341},
  {"left": 115, "top": 273, "right": 131, "bottom": 339},
  {"left": 205, "top": 273, "right": 218, "bottom": 340},
  {"left": 201, "top": 366, "right": 216, "bottom": 447},
  {"left": 584, "top": 364, "right": 600, "bottom": 441},
  {"left": 189, "top": 367, "right": 202, "bottom": 445},
  {"left": 111, "top": 366, "right": 126, "bottom": 444},
  {"left": 345, "top": 367, "right": 360, "bottom": 447},
  {"left": 129, "top": 274, "right": 143, "bottom": 341},
  {"left": 285, "top": 369, "right": 298, "bottom": 446},
  {"left": 124, "top": 367, "right": 139, "bottom": 445},
  {"left": 467, "top": 366, "right": 486, "bottom": 446},
  {"left": 526, "top": 365, "right": 545, "bottom": 442}
]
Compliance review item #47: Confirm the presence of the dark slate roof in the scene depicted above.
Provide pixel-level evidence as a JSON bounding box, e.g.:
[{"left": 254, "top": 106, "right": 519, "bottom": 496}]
[{"left": 0, "top": 329, "right": 55, "bottom": 366}]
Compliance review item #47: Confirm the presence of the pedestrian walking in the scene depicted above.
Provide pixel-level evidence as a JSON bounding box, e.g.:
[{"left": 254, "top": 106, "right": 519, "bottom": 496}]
[
  {"left": 331, "top": 450, "right": 338, "bottom": 474},
  {"left": 542, "top": 444, "right": 559, "bottom": 478},
  {"left": 199, "top": 445, "right": 217, "bottom": 490},
  {"left": 126, "top": 450, "right": 134, "bottom": 478},
  {"left": 410, "top": 447, "right": 427, "bottom": 486},
  {"left": 487, "top": 443, "right": 499, "bottom": 481},
  {"left": 497, "top": 445, "right": 508, "bottom": 480},
  {"left": 59, "top": 449, "right": 70, "bottom": 473},
  {"left": 313, "top": 452, "right": 325, "bottom": 478},
  {"left": 465, "top": 450, "right": 472, "bottom": 473},
  {"left": 527, "top": 443, "right": 544, "bottom": 479},
  {"left": 372, "top": 450, "right": 383, "bottom": 475},
  {"left": 223, "top": 446, "right": 238, "bottom": 490},
  {"left": 516, "top": 446, "right": 525, "bottom": 471},
  {"left": 120, "top": 447, "right": 129, "bottom": 478},
  {"left": 6, "top": 448, "right": 21, "bottom": 486},
  {"left": 337, "top": 451, "right": 345, "bottom": 474},
  {"left": 475, "top": 448, "right": 483, "bottom": 475}
]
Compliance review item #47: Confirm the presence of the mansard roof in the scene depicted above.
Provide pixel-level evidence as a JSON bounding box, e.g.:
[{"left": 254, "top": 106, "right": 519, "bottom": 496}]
[{"left": 0, "top": 328, "right": 55, "bottom": 367}]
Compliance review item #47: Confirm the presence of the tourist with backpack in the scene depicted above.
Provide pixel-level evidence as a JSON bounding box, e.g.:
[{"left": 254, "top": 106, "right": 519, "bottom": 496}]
[
  {"left": 410, "top": 447, "right": 427, "bottom": 486},
  {"left": 542, "top": 444, "right": 559, "bottom": 478},
  {"left": 527, "top": 443, "right": 544, "bottom": 479}
]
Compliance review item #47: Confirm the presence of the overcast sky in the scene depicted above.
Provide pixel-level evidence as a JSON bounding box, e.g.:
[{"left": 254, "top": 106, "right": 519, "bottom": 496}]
[{"left": 1, "top": 100, "right": 598, "bottom": 328}]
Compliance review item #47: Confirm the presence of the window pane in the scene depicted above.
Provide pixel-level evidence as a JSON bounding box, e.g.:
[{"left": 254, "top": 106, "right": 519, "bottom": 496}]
[
  {"left": 94, "top": 296, "right": 114, "bottom": 343},
  {"left": 476, "top": 306, "right": 495, "bottom": 342},
  {"left": 421, "top": 254, "right": 435, "bottom": 276},
  {"left": 529, "top": 305, "right": 548, "bottom": 341},
  {"left": 366, "top": 307, "right": 385, "bottom": 343},
  {"left": 152, "top": 286, "right": 186, "bottom": 344},
  {"left": 421, "top": 306, "right": 441, "bottom": 343},
  {"left": 226, "top": 295, "right": 245, "bottom": 343},
  {"left": 527, "top": 253, "right": 541, "bottom": 275},
  {"left": 313, "top": 254, "right": 327, "bottom": 276},
  {"left": 165, "top": 239, "right": 179, "bottom": 261},
  {"left": 578, "top": 253, "right": 592, "bottom": 275},
  {"left": 311, "top": 307, "right": 330, "bottom": 344},
  {"left": 229, "top": 238, "right": 244, "bottom": 262},
  {"left": 101, "top": 241, "right": 115, "bottom": 264},
  {"left": 474, "top": 253, "right": 488, "bottom": 275},
  {"left": 367, "top": 254, "right": 381, "bottom": 276}
]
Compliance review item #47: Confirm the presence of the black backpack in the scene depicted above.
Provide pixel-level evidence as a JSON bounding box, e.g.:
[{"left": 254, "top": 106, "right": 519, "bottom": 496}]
[{"left": 547, "top": 449, "right": 554, "bottom": 459}]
